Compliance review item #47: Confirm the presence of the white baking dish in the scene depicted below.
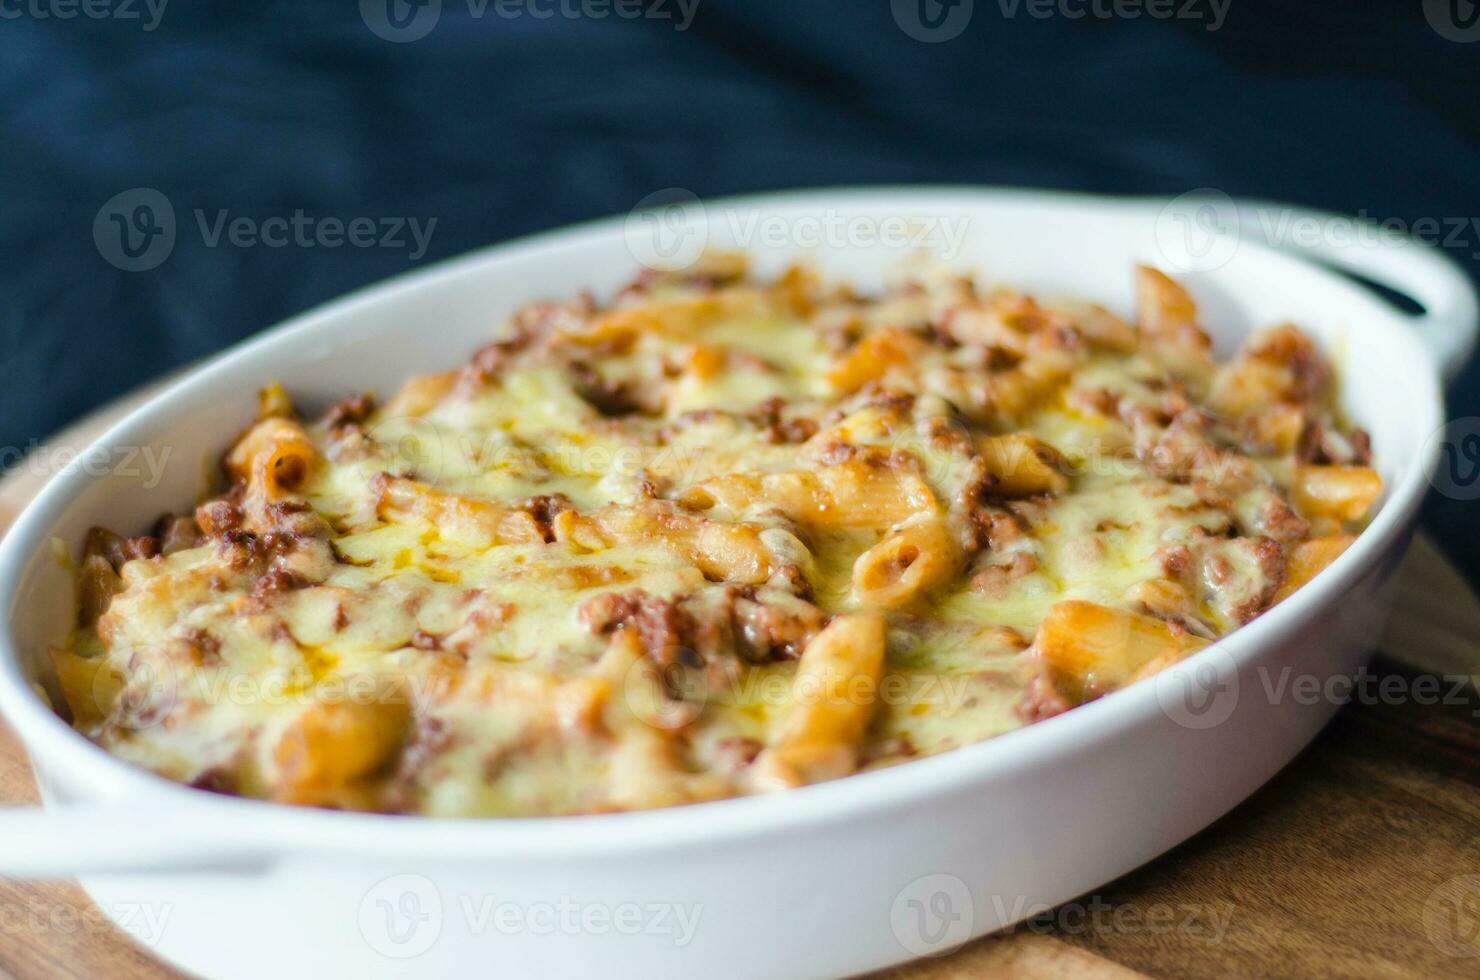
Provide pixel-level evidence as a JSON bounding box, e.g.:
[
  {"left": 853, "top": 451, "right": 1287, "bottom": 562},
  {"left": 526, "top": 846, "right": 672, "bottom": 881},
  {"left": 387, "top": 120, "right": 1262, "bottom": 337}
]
[{"left": 0, "top": 188, "right": 1473, "bottom": 979}]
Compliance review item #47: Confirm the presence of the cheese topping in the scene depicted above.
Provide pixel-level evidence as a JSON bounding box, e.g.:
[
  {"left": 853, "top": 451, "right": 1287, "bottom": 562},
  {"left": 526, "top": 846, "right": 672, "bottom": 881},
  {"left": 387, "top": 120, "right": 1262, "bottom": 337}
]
[{"left": 53, "top": 257, "right": 1379, "bottom": 816}]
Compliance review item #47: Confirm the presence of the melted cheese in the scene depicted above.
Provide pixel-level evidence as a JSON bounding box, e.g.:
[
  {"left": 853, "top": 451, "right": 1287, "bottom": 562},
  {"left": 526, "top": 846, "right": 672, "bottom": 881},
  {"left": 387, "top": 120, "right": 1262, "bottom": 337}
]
[{"left": 57, "top": 258, "right": 1377, "bottom": 817}]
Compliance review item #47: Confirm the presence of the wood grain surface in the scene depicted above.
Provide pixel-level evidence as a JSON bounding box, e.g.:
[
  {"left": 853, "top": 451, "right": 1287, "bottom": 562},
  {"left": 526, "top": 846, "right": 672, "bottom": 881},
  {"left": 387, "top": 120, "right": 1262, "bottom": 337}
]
[{"left": 3, "top": 397, "right": 1480, "bottom": 979}]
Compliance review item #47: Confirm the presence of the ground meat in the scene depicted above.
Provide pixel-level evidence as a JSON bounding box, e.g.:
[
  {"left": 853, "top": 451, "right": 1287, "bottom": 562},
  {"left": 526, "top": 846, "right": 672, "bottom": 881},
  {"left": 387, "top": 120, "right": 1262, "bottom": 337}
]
[
  {"left": 1016, "top": 665, "right": 1071, "bottom": 722},
  {"left": 1253, "top": 493, "right": 1310, "bottom": 543},
  {"left": 922, "top": 413, "right": 974, "bottom": 455},
  {"left": 467, "top": 335, "right": 532, "bottom": 382},
  {"left": 195, "top": 498, "right": 244, "bottom": 538},
  {"left": 568, "top": 361, "right": 644, "bottom": 417},
  {"left": 812, "top": 438, "right": 860, "bottom": 466},
  {"left": 383, "top": 716, "right": 453, "bottom": 813},
  {"left": 84, "top": 526, "right": 158, "bottom": 572},
  {"left": 1195, "top": 536, "right": 1286, "bottom": 625},
  {"left": 174, "top": 627, "right": 222, "bottom": 666},
  {"left": 968, "top": 551, "right": 1038, "bottom": 598},
  {"left": 579, "top": 590, "right": 698, "bottom": 668},
  {"left": 731, "top": 593, "right": 824, "bottom": 661},
  {"left": 153, "top": 514, "right": 203, "bottom": 555},
  {"left": 863, "top": 387, "right": 917, "bottom": 415},
  {"left": 251, "top": 565, "right": 303, "bottom": 597},
  {"left": 751, "top": 397, "right": 819, "bottom": 445},
  {"left": 861, "top": 735, "right": 919, "bottom": 765},
  {"left": 1299, "top": 418, "right": 1374, "bottom": 466},
  {"left": 1247, "top": 325, "right": 1331, "bottom": 403},
  {"left": 580, "top": 586, "right": 824, "bottom": 666},
  {"left": 519, "top": 493, "right": 574, "bottom": 542},
  {"left": 188, "top": 768, "right": 238, "bottom": 795},
  {"left": 323, "top": 393, "right": 376, "bottom": 430}
]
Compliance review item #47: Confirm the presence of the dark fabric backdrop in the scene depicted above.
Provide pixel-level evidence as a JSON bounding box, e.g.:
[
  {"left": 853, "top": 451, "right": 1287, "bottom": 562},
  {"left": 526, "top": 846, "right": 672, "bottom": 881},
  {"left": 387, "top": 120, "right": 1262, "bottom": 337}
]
[{"left": 2, "top": 1, "right": 1478, "bottom": 574}]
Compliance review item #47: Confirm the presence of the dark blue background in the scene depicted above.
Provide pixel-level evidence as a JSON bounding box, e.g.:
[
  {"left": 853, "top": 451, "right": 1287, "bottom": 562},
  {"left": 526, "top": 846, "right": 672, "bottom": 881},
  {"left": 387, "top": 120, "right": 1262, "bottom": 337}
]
[{"left": 3, "top": 1, "right": 1478, "bottom": 574}]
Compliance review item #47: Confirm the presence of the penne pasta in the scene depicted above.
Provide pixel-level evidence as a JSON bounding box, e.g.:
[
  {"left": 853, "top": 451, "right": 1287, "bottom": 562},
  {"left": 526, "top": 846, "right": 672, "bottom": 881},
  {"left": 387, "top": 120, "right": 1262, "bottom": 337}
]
[
  {"left": 753, "top": 612, "right": 887, "bottom": 789},
  {"left": 227, "top": 416, "right": 319, "bottom": 502},
  {"left": 60, "top": 257, "right": 1380, "bottom": 818},
  {"left": 1272, "top": 535, "right": 1354, "bottom": 603},
  {"left": 1291, "top": 465, "right": 1382, "bottom": 523},
  {"left": 1032, "top": 600, "right": 1208, "bottom": 705},
  {"left": 680, "top": 459, "right": 937, "bottom": 529},
  {"left": 48, "top": 647, "right": 121, "bottom": 729},
  {"left": 850, "top": 518, "right": 957, "bottom": 609},
  {"left": 375, "top": 475, "right": 545, "bottom": 549},
  {"left": 826, "top": 327, "right": 926, "bottom": 394},
  {"left": 272, "top": 697, "right": 411, "bottom": 805},
  {"left": 976, "top": 433, "right": 1070, "bottom": 496}
]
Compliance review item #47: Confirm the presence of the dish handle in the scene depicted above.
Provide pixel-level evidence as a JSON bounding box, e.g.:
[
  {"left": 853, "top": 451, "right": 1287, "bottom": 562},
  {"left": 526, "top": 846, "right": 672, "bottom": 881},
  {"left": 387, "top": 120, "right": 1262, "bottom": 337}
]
[
  {"left": 0, "top": 804, "right": 265, "bottom": 877},
  {"left": 1148, "top": 196, "right": 1480, "bottom": 383}
]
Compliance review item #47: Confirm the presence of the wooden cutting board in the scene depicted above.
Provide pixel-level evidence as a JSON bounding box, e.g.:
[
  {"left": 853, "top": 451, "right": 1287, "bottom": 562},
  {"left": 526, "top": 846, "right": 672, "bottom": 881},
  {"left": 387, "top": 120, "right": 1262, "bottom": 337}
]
[{"left": 3, "top": 391, "right": 1480, "bottom": 979}]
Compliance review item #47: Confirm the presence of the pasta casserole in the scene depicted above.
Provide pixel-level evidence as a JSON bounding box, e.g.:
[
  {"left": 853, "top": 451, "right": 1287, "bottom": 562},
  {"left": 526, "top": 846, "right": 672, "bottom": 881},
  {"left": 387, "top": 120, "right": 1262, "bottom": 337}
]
[{"left": 50, "top": 254, "right": 1381, "bottom": 816}]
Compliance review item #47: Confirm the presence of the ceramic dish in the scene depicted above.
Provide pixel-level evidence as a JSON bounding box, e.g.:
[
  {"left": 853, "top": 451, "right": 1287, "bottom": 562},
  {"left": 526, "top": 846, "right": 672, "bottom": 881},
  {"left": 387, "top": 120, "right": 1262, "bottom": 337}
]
[{"left": 0, "top": 188, "right": 1473, "bottom": 979}]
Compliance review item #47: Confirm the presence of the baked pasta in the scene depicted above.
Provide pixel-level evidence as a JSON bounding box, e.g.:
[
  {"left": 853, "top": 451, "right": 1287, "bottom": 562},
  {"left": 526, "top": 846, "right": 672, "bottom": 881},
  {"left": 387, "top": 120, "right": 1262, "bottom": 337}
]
[{"left": 51, "top": 255, "right": 1380, "bottom": 816}]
